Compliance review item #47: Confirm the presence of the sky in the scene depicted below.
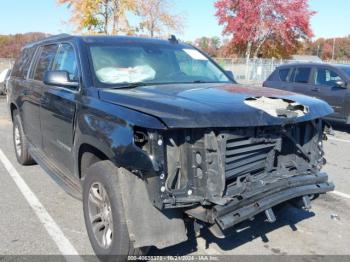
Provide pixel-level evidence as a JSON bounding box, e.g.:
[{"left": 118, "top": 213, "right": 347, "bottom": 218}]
[{"left": 0, "top": 0, "right": 349, "bottom": 41}]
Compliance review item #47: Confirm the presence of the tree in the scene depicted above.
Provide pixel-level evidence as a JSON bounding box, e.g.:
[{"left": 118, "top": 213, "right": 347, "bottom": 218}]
[
  {"left": 301, "top": 36, "right": 350, "bottom": 61},
  {"left": 135, "top": 0, "right": 184, "bottom": 37},
  {"left": 112, "top": 0, "right": 137, "bottom": 34},
  {"left": 58, "top": 0, "right": 136, "bottom": 34},
  {"left": 194, "top": 36, "right": 221, "bottom": 57},
  {"left": 0, "top": 33, "right": 48, "bottom": 58},
  {"left": 215, "top": 0, "right": 315, "bottom": 59}
]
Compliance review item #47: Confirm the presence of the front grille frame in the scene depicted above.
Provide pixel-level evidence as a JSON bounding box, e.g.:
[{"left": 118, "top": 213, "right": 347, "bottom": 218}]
[{"left": 159, "top": 119, "right": 325, "bottom": 208}]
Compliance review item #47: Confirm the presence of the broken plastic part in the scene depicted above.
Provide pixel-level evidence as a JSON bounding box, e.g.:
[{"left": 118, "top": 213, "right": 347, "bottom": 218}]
[
  {"left": 265, "top": 208, "right": 276, "bottom": 223},
  {"left": 302, "top": 195, "right": 312, "bottom": 210}
]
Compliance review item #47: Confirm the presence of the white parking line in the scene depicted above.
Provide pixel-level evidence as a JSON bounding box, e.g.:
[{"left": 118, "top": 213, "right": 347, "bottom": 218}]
[
  {"left": 328, "top": 137, "right": 350, "bottom": 144},
  {"left": 0, "top": 149, "right": 82, "bottom": 260},
  {"left": 331, "top": 190, "right": 350, "bottom": 199}
]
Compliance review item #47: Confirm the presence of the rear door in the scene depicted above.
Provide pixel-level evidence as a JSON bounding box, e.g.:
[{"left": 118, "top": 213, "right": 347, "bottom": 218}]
[
  {"left": 24, "top": 44, "right": 58, "bottom": 148},
  {"left": 263, "top": 67, "right": 294, "bottom": 91},
  {"left": 289, "top": 66, "right": 313, "bottom": 96},
  {"left": 40, "top": 43, "right": 80, "bottom": 172},
  {"left": 311, "top": 66, "right": 348, "bottom": 120},
  {"left": 8, "top": 47, "right": 35, "bottom": 120}
]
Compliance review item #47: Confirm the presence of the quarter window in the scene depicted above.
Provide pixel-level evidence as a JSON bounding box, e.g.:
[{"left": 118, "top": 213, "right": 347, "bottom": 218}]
[
  {"left": 52, "top": 44, "right": 78, "bottom": 81},
  {"left": 315, "top": 68, "right": 342, "bottom": 86},
  {"left": 33, "top": 45, "right": 58, "bottom": 81},
  {"left": 278, "top": 68, "right": 290, "bottom": 82},
  {"left": 12, "top": 47, "right": 35, "bottom": 79},
  {"left": 294, "top": 68, "right": 311, "bottom": 84}
]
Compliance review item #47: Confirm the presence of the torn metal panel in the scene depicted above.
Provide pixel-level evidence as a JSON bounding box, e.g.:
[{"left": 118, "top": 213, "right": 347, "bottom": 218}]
[{"left": 244, "top": 96, "right": 309, "bottom": 118}]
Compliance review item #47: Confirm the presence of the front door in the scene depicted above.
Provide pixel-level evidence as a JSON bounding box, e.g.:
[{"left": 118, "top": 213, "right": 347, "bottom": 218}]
[
  {"left": 40, "top": 43, "right": 80, "bottom": 172},
  {"left": 311, "top": 67, "right": 347, "bottom": 121}
]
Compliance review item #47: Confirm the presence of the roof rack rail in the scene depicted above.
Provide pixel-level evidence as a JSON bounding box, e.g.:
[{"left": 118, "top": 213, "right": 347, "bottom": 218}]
[
  {"left": 168, "top": 35, "right": 179, "bottom": 44},
  {"left": 44, "top": 33, "right": 72, "bottom": 41},
  {"left": 25, "top": 33, "right": 72, "bottom": 48}
]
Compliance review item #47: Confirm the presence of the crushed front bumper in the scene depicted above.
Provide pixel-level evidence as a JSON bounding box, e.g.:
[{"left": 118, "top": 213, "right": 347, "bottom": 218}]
[{"left": 210, "top": 172, "right": 334, "bottom": 230}]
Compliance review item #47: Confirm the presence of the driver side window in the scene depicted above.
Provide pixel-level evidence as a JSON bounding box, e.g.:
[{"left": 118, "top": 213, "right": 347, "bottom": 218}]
[
  {"left": 315, "top": 68, "right": 342, "bottom": 86},
  {"left": 52, "top": 44, "right": 78, "bottom": 81}
]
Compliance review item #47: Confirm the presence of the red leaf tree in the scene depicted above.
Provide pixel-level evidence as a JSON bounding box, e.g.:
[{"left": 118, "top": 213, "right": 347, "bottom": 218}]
[{"left": 215, "top": 0, "right": 315, "bottom": 59}]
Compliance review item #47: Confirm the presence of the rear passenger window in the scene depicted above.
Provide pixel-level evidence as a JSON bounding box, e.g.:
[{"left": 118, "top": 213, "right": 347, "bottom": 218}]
[
  {"left": 279, "top": 68, "right": 290, "bottom": 82},
  {"left": 33, "top": 45, "right": 58, "bottom": 81},
  {"left": 294, "top": 68, "right": 311, "bottom": 83},
  {"left": 12, "top": 47, "right": 35, "bottom": 79}
]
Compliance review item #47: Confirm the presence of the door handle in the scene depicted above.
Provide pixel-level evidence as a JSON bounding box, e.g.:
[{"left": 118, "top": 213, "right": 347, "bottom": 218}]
[
  {"left": 41, "top": 96, "right": 50, "bottom": 104},
  {"left": 311, "top": 88, "right": 320, "bottom": 92}
]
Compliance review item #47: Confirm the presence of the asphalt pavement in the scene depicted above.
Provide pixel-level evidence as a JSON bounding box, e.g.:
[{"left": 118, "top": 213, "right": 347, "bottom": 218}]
[{"left": 0, "top": 96, "right": 349, "bottom": 259}]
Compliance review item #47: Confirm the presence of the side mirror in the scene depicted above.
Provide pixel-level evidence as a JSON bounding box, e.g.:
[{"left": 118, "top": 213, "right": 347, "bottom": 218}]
[
  {"left": 44, "top": 70, "right": 79, "bottom": 88},
  {"left": 225, "top": 70, "right": 235, "bottom": 80},
  {"left": 335, "top": 80, "right": 347, "bottom": 89}
]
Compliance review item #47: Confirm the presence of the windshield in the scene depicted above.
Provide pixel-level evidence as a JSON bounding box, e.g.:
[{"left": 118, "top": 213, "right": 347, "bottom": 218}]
[
  {"left": 89, "top": 43, "right": 231, "bottom": 86},
  {"left": 338, "top": 66, "right": 350, "bottom": 78}
]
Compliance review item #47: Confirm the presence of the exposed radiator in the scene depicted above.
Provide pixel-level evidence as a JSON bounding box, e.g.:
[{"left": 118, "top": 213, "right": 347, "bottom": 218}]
[{"left": 225, "top": 136, "right": 277, "bottom": 180}]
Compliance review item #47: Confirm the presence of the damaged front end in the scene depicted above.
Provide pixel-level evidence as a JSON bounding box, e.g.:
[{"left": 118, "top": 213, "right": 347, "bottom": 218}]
[{"left": 137, "top": 117, "right": 334, "bottom": 232}]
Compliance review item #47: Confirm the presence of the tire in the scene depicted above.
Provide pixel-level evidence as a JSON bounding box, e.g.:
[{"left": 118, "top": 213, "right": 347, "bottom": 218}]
[
  {"left": 83, "top": 161, "right": 149, "bottom": 260},
  {"left": 12, "top": 110, "right": 35, "bottom": 165}
]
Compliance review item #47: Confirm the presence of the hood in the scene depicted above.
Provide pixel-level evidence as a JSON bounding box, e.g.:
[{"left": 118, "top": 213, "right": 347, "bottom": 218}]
[{"left": 99, "top": 83, "right": 333, "bottom": 128}]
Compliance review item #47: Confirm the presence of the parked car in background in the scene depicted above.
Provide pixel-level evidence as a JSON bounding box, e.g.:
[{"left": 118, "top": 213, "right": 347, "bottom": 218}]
[
  {"left": 264, "top": 63, "right": 350, "bottom": 124},
  {"left": 0, "top": 68, "right": 11, "bottom": 95}
]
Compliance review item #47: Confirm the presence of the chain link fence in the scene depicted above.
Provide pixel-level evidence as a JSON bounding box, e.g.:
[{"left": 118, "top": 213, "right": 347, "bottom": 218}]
[
  {"left": 216, "top": 58, "right": 350, "bottom": 86},
  {"left": 0, "top": 58, "right": 15, "bottom": 73}
]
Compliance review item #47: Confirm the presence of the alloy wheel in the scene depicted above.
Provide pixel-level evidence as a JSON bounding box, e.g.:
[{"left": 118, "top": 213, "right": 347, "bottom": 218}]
[{"left": 88, "top": 182, "right": 114, "bottom": 249}]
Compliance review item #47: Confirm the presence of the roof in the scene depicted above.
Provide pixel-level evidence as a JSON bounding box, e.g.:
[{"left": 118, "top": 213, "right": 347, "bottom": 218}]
[
  {"left": 24, "top": 34, "right": 185, "bottom": 49},
  {"left": 277, "top": 62, "right": 325, "bottom": 68},
  {"left": 291, "top": 55, "right": 322, "bottom": 62},
  {"left": 278, "top": 62, "right": 350, "bottom": 69},
  {"left": 332, "top": 64, "right": 350, "bottom": 69}
]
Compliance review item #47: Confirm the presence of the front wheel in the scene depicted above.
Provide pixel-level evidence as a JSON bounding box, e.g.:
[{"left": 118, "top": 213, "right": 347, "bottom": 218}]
[
  {"left": 83, "top": 161, "right": 149, "bottom": 260},
  {"left": 12, "top": 110, "right": 35, "bottom": 165}
]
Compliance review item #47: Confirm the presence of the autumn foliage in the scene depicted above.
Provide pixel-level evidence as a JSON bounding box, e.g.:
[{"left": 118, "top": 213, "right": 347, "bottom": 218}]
[
  {"left": 0, "top": 33, "right": 48, "bottom": 58},
  {"left": 302, "top": 36, "right": 350, "bottom": 61},
  {"left": 194, "top": 37, "right": 221, "bottom": 57},
  {"left": 215, "top": 0, "right": 315, "bottom": 59},
  {"left": 58, "top": 0, "right": 184, "bottom": 37},
  {"left": 57, "top": 0, "right": 137, "bottom": 34},
  {"left": 136, "top": 0, "right": 184, "bottom": 37}
]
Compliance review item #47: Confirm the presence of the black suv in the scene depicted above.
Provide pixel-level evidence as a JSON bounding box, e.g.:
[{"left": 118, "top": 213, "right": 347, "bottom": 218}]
[
  {"left": 264, "top": 63, "right": 350, "bottom": 124},
  {"left": 7, "top": 35, "right": 334, "bottom": 257}
]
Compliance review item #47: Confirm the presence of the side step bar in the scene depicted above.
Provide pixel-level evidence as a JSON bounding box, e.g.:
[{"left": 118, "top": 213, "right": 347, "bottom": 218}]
[{"left": 215, "top": 182, "right": 334, "bottom": 230}]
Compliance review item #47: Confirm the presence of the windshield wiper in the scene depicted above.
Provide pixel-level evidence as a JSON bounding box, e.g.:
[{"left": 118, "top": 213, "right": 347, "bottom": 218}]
[
  {"left": 110, "top": 82, "right": 149, "bottom": 89},
  {"left": 192, "top": 80, "right": 212, "bottom": 83}
]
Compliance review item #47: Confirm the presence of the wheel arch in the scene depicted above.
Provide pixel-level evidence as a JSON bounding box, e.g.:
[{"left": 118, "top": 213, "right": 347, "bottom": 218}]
[
  {"left": 78, "top": 143, "right": 110, "bottom": 179},
  {"left": 10, "top": 102, "right": 18, "bottom": 121}
]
